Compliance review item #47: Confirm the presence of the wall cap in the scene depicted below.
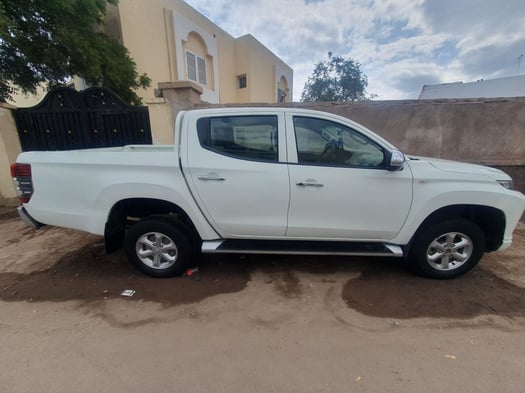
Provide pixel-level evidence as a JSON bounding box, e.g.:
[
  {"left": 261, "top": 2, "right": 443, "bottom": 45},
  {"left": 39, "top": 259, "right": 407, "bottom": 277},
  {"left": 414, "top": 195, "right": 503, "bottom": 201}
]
[{"left": 158, "top": 81, "right": 203, "bottom": 95}]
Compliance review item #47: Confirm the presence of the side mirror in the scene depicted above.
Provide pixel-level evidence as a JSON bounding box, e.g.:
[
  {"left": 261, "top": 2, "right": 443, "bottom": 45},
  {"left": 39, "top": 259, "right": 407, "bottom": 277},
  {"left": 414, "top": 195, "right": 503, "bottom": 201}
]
[{"left": 388, "top": 150, "right": 405, "bottom": 171}]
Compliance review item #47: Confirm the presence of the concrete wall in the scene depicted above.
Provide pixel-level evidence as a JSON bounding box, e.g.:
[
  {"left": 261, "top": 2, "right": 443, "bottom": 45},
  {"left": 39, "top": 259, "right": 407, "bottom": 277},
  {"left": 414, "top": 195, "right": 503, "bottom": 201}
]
[
  {"left": 0, "top": 104, "right": 22, "bottom": 206},
  {"left": 295, "top": 99, "right": 525, "bottom": 166},
  {"left": 212, "top": 98, "right": 525, "bottom": 166},
  {"left": 146, "top": 100, "right": 174, "bottom": 145}
]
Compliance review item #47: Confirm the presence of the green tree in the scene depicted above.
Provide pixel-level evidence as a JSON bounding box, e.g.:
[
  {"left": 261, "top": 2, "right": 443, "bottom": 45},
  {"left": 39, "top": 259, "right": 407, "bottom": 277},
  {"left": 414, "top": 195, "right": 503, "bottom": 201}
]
[
  {"left": 301, "top": 52, "right": 371, "bottom": 102},
  {"left": 0, "top": 0, "right": 150, "bottom": 104}
]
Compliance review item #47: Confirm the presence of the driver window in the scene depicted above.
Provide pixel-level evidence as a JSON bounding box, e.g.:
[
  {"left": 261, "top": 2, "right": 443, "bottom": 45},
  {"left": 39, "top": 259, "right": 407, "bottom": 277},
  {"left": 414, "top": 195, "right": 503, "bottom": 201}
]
[{"left": 293, "top": 116, "right": 385, "bottom": 168}]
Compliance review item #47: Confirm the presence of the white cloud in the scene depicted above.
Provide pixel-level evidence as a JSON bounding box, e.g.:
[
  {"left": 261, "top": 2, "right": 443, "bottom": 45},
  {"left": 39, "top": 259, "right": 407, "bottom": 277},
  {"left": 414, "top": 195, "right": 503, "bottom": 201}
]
[{"left": 185, "top": 0, "right": 525, "bottom": 100}]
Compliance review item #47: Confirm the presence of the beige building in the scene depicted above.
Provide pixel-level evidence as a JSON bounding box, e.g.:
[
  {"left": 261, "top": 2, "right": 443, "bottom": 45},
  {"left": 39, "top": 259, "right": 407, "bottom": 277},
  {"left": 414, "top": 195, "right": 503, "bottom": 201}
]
[
  {"left": 106, "top": 0, "right": 293, "bottom": 142},
  {"left": 105, "top": 0, "right": 293, "bottom": 106}
]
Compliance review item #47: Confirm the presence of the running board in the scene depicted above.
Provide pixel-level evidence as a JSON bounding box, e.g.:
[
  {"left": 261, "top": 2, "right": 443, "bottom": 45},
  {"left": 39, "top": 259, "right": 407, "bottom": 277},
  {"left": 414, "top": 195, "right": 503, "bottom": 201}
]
[{"left": 201, "top": 239, "right": 403, "bottom": 257}]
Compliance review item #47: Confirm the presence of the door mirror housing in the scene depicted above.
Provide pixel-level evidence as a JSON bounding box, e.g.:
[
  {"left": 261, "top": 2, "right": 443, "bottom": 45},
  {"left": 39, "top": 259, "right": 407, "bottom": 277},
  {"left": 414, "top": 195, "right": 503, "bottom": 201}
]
[{"left": 388, "top": 150, "right": 405, "bottom": 171}]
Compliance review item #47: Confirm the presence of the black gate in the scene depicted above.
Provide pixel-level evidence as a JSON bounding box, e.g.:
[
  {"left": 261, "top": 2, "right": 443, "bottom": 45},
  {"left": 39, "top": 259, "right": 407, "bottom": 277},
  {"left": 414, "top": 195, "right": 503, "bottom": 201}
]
[{"left": 14, "top": 87, "right": 152, "bottom": 151}]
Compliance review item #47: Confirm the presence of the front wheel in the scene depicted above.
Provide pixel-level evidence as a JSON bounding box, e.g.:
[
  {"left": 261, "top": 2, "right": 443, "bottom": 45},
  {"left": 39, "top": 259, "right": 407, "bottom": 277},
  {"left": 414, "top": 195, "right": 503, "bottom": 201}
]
[
  {"left": 408, "top": 219, "right": 485, "bottom": 279},
  {"left": 124, "top": 219, "right": 193, "bottom": 277}
]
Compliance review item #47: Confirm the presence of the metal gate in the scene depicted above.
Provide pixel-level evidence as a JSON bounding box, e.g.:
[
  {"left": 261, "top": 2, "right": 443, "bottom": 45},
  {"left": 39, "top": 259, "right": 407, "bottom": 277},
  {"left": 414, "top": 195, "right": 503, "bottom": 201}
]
[{"left": 14, "top": 87, "right": 152, "bottom": 151}]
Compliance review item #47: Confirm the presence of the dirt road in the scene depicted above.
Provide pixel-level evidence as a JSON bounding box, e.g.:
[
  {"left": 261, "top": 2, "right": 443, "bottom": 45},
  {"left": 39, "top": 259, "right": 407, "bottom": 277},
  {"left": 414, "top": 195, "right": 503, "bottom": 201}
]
[{"left": 1, "top": 208, "right": 524, "bottom": 392}]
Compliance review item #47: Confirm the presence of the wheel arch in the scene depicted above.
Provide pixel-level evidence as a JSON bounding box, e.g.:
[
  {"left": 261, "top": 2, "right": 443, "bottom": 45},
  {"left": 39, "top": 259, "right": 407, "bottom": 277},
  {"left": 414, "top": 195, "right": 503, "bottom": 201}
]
[
  {"left": 104, "top": 197, "right": 201, "bottom": 253},
  {"left": 406, "top": 204, "right": 506, "bottom": 254}
]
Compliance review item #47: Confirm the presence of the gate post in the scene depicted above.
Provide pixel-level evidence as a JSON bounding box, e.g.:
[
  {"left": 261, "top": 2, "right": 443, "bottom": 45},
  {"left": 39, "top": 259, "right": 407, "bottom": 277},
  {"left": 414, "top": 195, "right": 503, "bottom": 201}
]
[
  {"left": 158, "top": 81, "right": 203, "bottom": 111},
  {"left": 0, "top": 103, "right": 22, "bottom": 206},
  {"left": 157, "top": 80, "right": 203, "bottom": 124}
]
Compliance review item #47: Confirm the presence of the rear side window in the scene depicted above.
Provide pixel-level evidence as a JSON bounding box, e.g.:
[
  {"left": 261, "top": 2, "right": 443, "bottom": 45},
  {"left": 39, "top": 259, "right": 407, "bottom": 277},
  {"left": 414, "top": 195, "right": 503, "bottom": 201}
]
[{"left": 197, "top": 116, "right": 278, "bottom": 162}]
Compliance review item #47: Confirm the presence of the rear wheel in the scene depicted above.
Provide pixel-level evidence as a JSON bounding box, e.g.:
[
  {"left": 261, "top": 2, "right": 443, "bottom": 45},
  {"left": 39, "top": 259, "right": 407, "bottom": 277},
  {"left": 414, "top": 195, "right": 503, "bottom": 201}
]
[
  {"left": 408, "top": 219, "right": 485, "bottom": 279},
  {"left": 124, "top": 219, "right": 192, "bottom": 277}
]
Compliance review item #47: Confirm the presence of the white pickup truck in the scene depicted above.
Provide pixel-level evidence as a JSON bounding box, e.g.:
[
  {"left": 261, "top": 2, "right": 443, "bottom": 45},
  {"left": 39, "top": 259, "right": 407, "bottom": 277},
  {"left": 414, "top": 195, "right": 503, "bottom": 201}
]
[{"left": 11, "top": 107, "right": 525, "bottom": 279}]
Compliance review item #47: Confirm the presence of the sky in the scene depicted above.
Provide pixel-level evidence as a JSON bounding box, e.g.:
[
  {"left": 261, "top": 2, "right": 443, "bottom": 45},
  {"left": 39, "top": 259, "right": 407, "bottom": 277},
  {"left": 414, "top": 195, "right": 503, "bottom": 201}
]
[{"left": 184, "top": 0, "right": 525, "bottom": 101}]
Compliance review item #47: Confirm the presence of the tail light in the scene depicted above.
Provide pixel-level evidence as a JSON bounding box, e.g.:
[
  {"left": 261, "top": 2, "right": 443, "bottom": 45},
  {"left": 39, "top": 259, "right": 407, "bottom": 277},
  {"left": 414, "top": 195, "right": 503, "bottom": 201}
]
[{"left": 10, "top": 163, "right": 33, "bottom": 203}]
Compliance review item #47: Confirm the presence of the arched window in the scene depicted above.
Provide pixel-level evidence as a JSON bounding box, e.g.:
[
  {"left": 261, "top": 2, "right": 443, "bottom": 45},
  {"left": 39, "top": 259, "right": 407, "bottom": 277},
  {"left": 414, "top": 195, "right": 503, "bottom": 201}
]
[{"left": 183, "top": 32, "right": 214, "bottom": 88}]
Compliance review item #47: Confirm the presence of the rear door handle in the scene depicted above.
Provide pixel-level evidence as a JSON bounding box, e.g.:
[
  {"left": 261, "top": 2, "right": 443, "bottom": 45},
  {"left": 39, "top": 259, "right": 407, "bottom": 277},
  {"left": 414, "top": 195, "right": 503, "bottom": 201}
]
[
  {"left": 198, "top": 175, "right": 226, "bottom": 181},
  {"left": 296, "top": 181, "right": 324, "bottom": 188}
]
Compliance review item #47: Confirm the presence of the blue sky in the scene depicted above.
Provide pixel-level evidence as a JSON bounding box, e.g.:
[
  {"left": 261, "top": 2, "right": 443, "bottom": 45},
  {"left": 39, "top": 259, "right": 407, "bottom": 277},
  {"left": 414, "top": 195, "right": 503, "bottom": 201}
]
[{"left": 185, "top": 0, "right": 525, "bottom": 101}]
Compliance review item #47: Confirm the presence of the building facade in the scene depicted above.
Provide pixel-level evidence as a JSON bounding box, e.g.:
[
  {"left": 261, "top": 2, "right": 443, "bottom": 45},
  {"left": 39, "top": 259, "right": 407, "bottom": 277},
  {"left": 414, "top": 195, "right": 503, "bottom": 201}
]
[
  {"left": 419, "top": 75, "right": 525, "bottom": 99},
  {"left": 105, "top": 0, "right": 293, "bottom": 105}
]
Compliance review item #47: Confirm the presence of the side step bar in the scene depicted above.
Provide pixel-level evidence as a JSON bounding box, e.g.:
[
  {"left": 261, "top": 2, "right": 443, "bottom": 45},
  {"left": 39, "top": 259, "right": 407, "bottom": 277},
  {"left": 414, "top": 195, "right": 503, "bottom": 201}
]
[{"left": 202, "top": 239, "right": 403, "bottom": 257}]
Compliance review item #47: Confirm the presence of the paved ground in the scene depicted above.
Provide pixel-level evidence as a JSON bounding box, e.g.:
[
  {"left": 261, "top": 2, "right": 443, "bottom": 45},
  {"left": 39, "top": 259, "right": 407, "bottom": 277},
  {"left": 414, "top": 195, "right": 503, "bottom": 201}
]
[{"left": 0, "top": 207, "right": 524, "bottom": 393}]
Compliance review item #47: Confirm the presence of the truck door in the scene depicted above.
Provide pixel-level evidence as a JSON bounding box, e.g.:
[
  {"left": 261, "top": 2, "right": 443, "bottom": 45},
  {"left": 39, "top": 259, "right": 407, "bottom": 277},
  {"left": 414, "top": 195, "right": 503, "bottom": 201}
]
[
  {"left": 182, "top": 113, "right": 289, "bottom": 237},
  {"left": 285, "top": 114, "right": 413, "bottom": 240}
]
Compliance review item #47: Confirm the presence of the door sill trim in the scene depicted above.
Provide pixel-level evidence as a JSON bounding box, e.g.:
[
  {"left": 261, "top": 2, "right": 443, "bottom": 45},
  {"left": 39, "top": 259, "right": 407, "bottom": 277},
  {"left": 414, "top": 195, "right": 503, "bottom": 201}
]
[{"left": 202, "top": 239, "right": 403, "bottom": 257}]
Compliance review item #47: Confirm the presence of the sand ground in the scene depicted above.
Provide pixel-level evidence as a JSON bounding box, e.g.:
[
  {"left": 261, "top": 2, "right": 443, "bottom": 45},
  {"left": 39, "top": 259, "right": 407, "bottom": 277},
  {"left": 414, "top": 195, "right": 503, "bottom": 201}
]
[{"left": 1, "top": 207, "right": 524, "bottom": 393}]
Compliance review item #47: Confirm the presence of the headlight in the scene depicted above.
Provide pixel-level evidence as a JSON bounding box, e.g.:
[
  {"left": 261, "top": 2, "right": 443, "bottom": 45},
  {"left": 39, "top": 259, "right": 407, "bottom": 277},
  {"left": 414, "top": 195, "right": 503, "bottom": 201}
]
[{"left": 497, "top": 180, "right": 514, "bottom": 190}]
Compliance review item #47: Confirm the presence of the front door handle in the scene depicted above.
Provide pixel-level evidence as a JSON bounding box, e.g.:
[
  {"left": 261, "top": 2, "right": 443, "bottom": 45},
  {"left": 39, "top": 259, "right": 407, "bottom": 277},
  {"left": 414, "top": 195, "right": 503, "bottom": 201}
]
[
  {"left": 198, "top": 175, "right": 226, "bottom": 181},
  {"left": 296, "top": 181, "right": 324, "bottom": 188}
]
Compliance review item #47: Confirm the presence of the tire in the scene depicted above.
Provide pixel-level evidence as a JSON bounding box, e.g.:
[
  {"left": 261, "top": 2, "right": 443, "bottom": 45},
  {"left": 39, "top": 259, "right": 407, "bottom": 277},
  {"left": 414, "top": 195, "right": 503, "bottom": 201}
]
[
  {"left": 142, "top": 214, "right": 201, "bottom": 258},
  {"left": 408, "top": 219, "right": 485, "bottom": 279},
  {"left": 124, "top": 219, "right": 193, "bottom": 277}
]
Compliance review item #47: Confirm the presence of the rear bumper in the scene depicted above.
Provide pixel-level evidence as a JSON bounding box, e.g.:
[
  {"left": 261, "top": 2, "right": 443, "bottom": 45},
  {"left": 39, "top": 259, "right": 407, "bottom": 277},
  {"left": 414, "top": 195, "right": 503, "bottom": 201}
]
[{"left": 17, "top": 206, "right": 44, "bottom": 229}]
